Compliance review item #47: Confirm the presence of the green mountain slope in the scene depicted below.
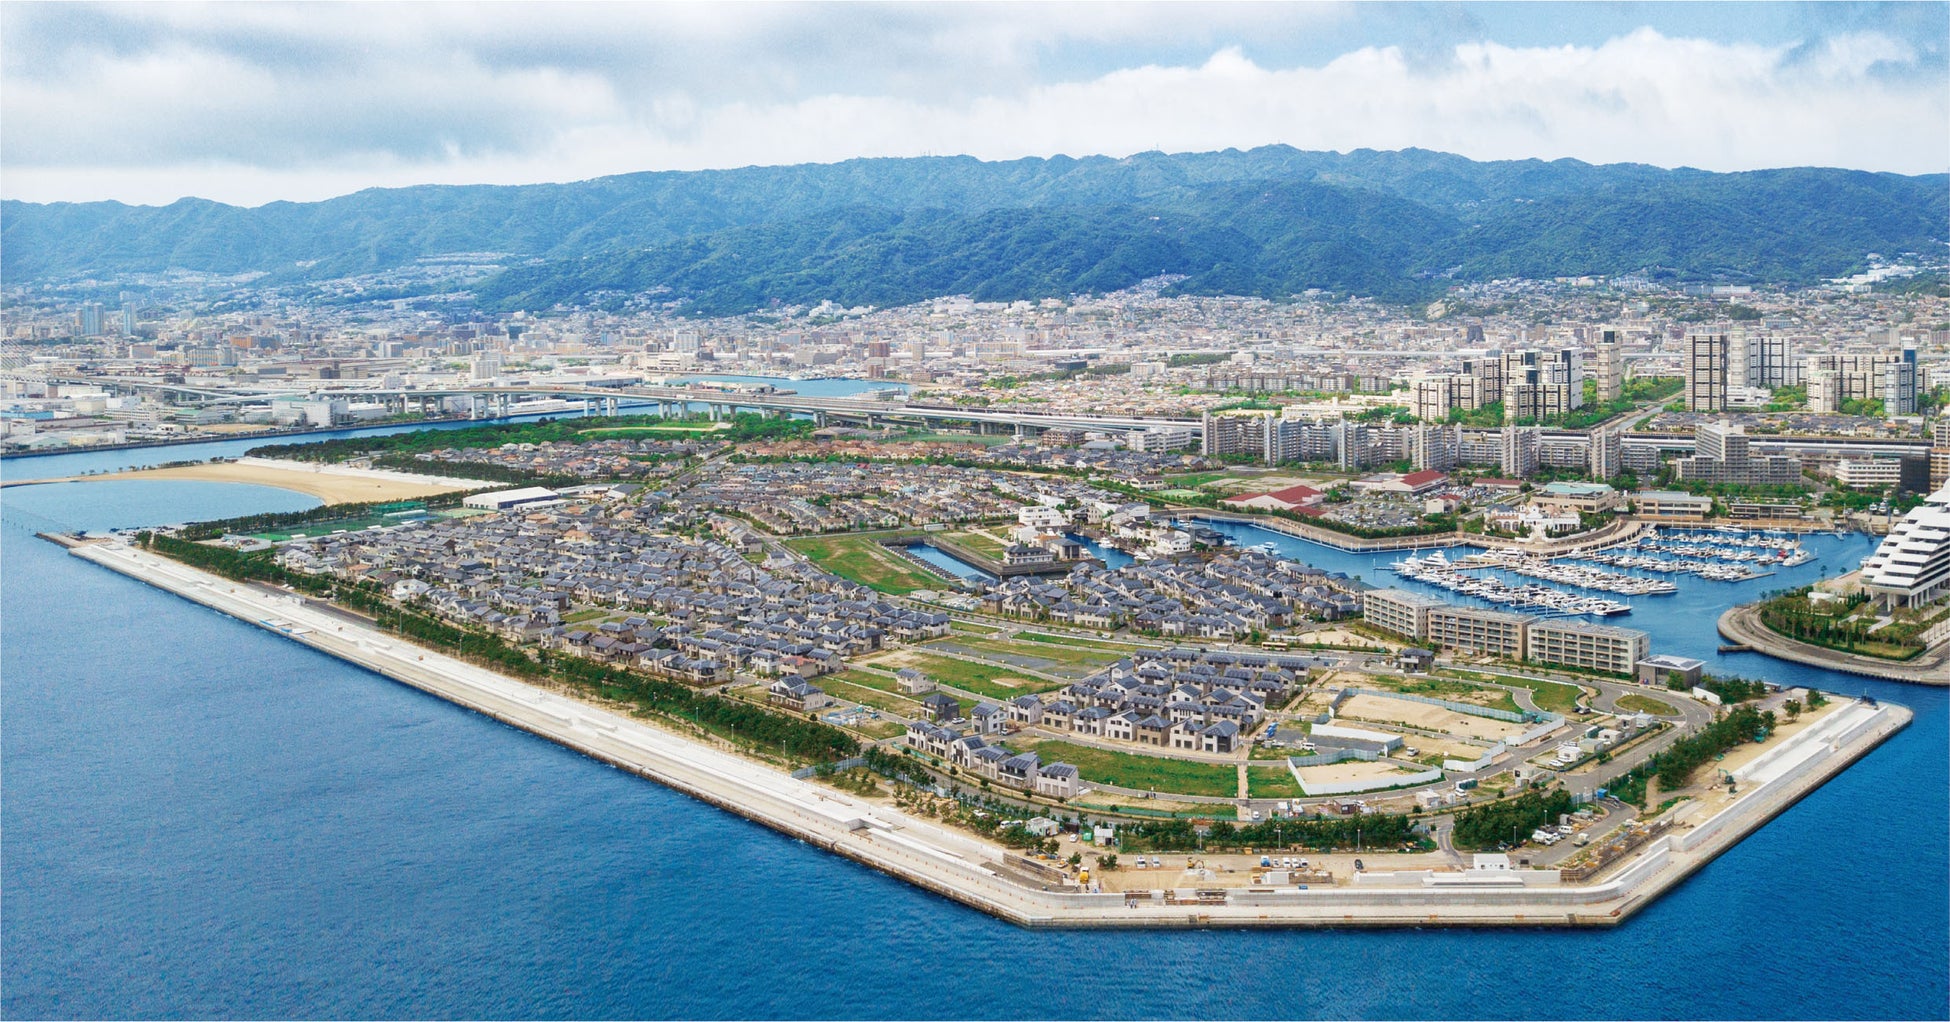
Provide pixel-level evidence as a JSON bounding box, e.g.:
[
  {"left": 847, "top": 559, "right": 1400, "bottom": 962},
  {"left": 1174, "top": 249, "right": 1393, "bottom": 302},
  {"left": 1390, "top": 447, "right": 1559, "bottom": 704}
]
[{"left": 4, "top": 147, "right": 1941, "bottom": 311}]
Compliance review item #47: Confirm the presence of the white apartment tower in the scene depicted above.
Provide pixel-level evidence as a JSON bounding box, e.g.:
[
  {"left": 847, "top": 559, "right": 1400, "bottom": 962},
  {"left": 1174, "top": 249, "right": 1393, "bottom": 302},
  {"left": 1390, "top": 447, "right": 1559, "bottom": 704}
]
[
  {"left": 1686, "top": 327, "right": 1732, "bottom": 413},
  {"left": 1594, "top": 329, "right": 1623, "bottom": 404}
]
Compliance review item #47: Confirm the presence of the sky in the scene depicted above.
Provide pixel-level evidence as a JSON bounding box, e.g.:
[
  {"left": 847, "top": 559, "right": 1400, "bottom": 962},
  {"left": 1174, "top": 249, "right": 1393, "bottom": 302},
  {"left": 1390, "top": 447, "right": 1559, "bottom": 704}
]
[{"left": 2, "top": 2, "right": 1945, "bottom": 207}]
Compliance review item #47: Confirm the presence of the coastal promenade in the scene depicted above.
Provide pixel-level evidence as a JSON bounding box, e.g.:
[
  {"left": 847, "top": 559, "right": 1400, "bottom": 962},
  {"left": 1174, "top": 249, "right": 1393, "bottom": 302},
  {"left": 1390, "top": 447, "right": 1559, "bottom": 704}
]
[
  {"left": 1717, "top": 605, "right": 1949, "bottom": 685},
  {"left": 67, "top": 536, "right": 1912, "bottom": 929}
]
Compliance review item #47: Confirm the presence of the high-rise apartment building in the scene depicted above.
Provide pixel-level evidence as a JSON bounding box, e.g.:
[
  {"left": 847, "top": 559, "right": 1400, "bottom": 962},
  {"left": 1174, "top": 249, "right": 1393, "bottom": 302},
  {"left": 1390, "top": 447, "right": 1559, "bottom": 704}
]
[
  {"left": 1741, "top": 332, "right": 1798, "bottom": 390},
  {"left": 1886, "top": 345, "right": 1920, "bottom": 416},
  {"left": 1411, "top": 374, "right": 1481, "bottom": 423},
  {"left": 1807, "top": 368, "right": 1841, "bottom": 413},
  {"left": 1408, "top": 424, "right": 1460, "bottom": 472},
  {"left": 1500, "top": 425, "right": 1540, "bottom": 478},
  {"left": 1589, "top": 427, "right": 1622, "bottom": 480},
  {"left": 1674, "top": 421, "right": 1802, "bottom": 485},
  {"left": 1685, "top": 328, "right": 1732, "bottom": 412},
  {"left": 1594, "top": 329, "right": 1623, "bottom": 403}
]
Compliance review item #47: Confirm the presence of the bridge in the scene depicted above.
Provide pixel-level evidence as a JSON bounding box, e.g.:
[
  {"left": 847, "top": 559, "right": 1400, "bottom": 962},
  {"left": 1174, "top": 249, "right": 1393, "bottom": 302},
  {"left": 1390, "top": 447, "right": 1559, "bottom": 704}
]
[
  {"left": 16, "top": 373, "right": 1197, "bottom": 435},
  {"left": 419, "top": 384, "right": 1199, "bottom": 434}
]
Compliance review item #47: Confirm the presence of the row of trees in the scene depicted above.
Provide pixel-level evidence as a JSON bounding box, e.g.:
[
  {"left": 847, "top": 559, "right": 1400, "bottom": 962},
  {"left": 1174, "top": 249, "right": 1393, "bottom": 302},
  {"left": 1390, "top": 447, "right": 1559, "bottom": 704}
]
[
  {"left": 1685, "top": 673, "right": 1768, "bottom": 703},
  {"left": 368, "top": 452, "right": 587, "bottom": 488},
  {"left": 250, "top": 412, "right": 814, "bottom": 465},
  {"left": 1759, "top": 587, "right": 1926, "bottom": 657},
  {"left": 1607, "top": 704, "right": 1778, "bottom": 807},
  {"left": 173, "top": 494, "right": 468, "bottom": 541},
  {"left": 1451, "top": 789, "right": 1575, "bottom": 849},
  {"left": 1114, "top": 812, "right": 1420, "bottom": 853}
]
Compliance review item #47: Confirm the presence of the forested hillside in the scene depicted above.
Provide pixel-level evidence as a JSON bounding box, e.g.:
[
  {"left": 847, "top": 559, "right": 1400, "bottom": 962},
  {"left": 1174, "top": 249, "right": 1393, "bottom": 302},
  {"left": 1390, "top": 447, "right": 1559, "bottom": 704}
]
[{"left": 5, "top": 146, "right": 1941, "bottom": 313}]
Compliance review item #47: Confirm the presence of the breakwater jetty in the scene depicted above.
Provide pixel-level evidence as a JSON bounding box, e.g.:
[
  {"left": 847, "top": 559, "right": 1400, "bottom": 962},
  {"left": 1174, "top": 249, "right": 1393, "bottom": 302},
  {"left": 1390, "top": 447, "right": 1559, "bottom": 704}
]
[{"left": 66, "top": 536, "right": 1911, "bottom": 929}]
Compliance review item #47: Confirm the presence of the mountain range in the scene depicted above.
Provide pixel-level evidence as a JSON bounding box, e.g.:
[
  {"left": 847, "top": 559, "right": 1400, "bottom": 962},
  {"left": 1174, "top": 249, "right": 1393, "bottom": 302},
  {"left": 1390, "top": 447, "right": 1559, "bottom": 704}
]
[{"left": 4, "top": 146, "right": 1942, "bottom": 314}]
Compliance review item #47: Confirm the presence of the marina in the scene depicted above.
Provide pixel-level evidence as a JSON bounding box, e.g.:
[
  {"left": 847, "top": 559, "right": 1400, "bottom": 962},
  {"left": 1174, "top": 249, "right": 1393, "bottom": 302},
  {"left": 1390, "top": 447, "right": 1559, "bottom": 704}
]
[
  {"left": 1389, "top": 552, "right": 1634, "bottom": 616},
  {"left": 1452, "top": 549, "right": 1679, "bottom": 596}
]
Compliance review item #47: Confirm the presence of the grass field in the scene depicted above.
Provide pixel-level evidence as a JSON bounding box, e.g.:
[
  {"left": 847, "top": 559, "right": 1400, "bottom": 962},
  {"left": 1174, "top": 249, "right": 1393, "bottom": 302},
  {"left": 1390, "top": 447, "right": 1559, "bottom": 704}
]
[
  {"left": 890, "top": 652, "right": 1068, "bottom": 698},
  {"left": 1615, "top": 693, "right": 1681, "bottom": 716},
  {"left": 1163, "top": 472, "right": 1235, "bottom": 489},
  {"left": 819, "top": 679, "right": 923, "bottom": 717},
  {"left": 1362, "top": 674, "right": 1521, "bottom": 714},
  {"left": 890, "top": 432, "right": 1012, "bottom": 447},
  {"left": 1248, "top": 768, "right": 1306, "bottom": 799},
  {"left": 825, "top": 668, "right": 903, "bottom": 694},
  {"left": 786, "top": 535, "right": 945, "bottom": 594},
  {"left": 249, "top": 512, "right": 426, "bottom": 541},
  {"left": 1017, "top": 739, "right": 1240, "bottom": 798},
  {"left": 1016, "top": 632, "right": 1154, "bottom": 654},
  {"left": 1494, "top": 675, "right": 1586, "bottom": 715},
  {"left": 937, "top": 635, "right": 1127, "bottom": 669},
  {"left": 950, "top": 620, "right": 1002, "bottom": 637},
  {"left": 943, "top": 530, "right": 1007, "bottom": 558}
]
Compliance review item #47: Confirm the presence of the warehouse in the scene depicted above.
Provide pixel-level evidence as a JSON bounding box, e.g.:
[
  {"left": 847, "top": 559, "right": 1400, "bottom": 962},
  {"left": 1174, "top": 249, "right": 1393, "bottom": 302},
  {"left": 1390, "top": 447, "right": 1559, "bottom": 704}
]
[{"left": 462, "top": 487, "right": 562, "bottom": 511}]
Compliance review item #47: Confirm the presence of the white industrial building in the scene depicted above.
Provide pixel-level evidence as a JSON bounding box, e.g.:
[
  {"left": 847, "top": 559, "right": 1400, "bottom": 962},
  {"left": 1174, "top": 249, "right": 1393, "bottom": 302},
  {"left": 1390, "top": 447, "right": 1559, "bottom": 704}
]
[
  {"left": 462, "top": 487, "right": 562, "bottom": 511},
  {"left": 1859, "top": 487, "right": 1950, "bottom": 609}
]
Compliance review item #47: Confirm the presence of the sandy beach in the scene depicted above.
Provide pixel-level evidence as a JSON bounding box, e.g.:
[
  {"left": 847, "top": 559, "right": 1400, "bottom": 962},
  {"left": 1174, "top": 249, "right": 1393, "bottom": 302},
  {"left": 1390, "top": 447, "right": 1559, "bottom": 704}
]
[{"left": 11, "top": 459, "right": 474, "bottom": 504}]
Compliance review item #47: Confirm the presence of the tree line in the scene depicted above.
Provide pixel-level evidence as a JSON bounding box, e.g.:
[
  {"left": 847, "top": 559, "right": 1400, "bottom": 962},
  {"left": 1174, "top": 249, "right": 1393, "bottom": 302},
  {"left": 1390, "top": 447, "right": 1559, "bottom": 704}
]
[
  {"left": 1115, "top": 812, "right": 1420, "bottom": 853},
  {"left": 1451, "top": 789, "right": 1576, "bottom": 849},
  {"left": 174, "top": 495, "right": 470, "bottom": 541}
]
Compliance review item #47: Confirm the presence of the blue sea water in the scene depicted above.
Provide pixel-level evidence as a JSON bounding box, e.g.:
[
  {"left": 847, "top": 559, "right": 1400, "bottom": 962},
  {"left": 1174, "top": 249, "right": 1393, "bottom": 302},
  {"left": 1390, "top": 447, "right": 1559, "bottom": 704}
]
[{"left": 3, "top": 452, "right": 1946, "bottom": 1018}]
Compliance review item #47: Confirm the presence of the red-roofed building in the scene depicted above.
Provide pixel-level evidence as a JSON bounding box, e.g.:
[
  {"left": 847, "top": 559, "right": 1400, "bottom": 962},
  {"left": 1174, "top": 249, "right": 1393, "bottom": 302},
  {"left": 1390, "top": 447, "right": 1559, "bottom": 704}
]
[
  {"left": 1221, "top": 483, "right": 1325, "bottom": 512},
  {"left": 1353, "top": 470, "right": 1451, "bottom": 496},
  {"left": 1399, "top": 469, "right": 1451, "bottom": 494}
]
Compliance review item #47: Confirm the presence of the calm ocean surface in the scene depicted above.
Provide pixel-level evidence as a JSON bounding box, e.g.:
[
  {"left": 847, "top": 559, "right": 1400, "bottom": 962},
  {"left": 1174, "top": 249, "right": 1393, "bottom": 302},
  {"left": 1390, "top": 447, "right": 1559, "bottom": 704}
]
[{"left": 3, "top": 419, "right": 1945, "bottom": 1019}]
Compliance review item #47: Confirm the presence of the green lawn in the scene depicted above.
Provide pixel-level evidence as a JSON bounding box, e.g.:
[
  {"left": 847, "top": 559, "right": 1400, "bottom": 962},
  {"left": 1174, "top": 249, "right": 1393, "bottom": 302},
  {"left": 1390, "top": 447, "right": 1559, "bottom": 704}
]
[
  {"left": 1018, "top": 739, "right": 1240, "bottom": 798},
  {"left": 826, "top": 668, "right": 903, "bottom": 693},
  {"left": 1494, "top": 675, "right": 1587, "bottom": 715},
  {"left": 943, "top": 530, "right": 1008, "bottom": 558},
  {"left": 786, "top": 535, "right": 946, "bottom": 594},
  {"left": 249, "top": 512, "right": 421, "bottom": 541},
  {"left": 819, "top": 679, "right": 923, "bottom": 717},
  {"left": 891, "top": 432, "right": 1011, "bottom": 447},
  {"left": 950, "top": 620, "right": 1002, "bottom": 637},
  {"left": 1248, "top": 767, "right": 1306, "bottom": 799},
  {"left": 1616, "top": 693, "right": 1681, "bottom": 717},
  {"left": 897, "top": 652, "right": 1067, "bottom": 698},
  {"left": 846, "top": 720, "right": 906, "bottom": 741},
  {"left": 1016, "top": 631, "right": 1153, "bottom": 654},
  {"left": 941, "top": 635, "right": 1126, "bottom": 669},
  {"left": 561, "top": 608, "right": 614, "bottom": 625}
]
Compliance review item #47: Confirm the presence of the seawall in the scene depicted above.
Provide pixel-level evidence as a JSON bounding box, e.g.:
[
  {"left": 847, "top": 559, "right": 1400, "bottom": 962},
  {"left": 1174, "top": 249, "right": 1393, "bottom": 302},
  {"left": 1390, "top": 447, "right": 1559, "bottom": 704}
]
[
  {"left": 1717, "top": 605, "right": 1949, "bottom": 685},
  {"left": 69, "top": 537, "right": 1912, "bottom": 929}
]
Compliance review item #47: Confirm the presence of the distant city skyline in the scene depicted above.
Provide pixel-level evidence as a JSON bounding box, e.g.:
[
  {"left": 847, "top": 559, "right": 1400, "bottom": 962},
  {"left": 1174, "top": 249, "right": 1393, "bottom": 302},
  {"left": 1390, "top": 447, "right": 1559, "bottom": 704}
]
[{"left": 3, "top": 1, "right": 1945, "bottom": 207}]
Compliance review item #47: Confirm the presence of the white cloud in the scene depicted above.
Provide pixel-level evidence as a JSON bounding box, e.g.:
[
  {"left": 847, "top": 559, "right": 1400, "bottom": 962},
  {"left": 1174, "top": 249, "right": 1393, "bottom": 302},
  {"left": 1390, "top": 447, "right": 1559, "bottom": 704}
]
[{"left": 2, "top": 9, "right": 1942, "bottom": 207}]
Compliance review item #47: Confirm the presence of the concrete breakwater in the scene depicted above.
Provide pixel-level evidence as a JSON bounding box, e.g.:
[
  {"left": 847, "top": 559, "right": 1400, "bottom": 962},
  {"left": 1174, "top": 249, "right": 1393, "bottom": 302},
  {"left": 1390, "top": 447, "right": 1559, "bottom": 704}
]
[
  {"left": 68, "top": 537, "right": 1911, "bottom": 929},
  {"left": 1717, "top": 605, "right": 1950, "bottom": 685}
]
